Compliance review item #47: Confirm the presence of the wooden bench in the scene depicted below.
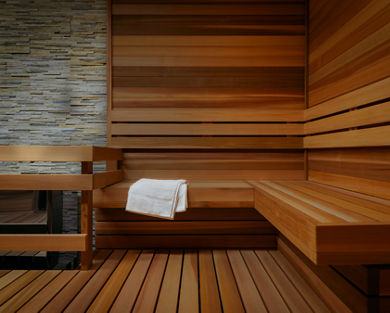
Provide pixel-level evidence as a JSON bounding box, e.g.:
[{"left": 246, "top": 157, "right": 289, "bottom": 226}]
[
  {"left": 93, "top": 180, "right": 277, "bottom": 249},
  {"left": 251, "top": 180, "right": 390, "bottom": 265}
]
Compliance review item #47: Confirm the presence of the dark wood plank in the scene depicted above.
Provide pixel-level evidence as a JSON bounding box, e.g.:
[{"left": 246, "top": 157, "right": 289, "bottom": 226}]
[{"left": 96, "top": 235, "right": 277, "bottom": 249}]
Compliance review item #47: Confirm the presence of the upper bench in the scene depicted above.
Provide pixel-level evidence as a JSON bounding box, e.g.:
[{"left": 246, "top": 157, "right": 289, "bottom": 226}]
[{"left": 251, "top": 180, "right": 390, "bottom": 265}]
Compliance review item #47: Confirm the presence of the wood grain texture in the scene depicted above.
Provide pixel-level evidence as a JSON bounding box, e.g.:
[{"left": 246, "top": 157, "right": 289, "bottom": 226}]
[
  {"left": 308, "top": 0, "right": 390, "bottom": 106},
  {"left": 96, "top": 235, "right": 276, "bottom": 249},
  {"left": 251, "top": 180, "right": 390, "bottom": 264},
  {"left": 0, "top": 234, "right": 86, "bottom": 252},
  {"left": 107, "top": 0, "right": 304, "bottom": 150},
  {"left": 308, "top": 148, "right": 390, "bottom": 200}
]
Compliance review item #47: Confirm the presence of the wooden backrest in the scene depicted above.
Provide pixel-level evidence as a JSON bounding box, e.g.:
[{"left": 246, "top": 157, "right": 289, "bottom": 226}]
[
  {"left": 107, "top": 0, "right": 305, "bottom": 151},
  {"left": 306, "top": 0, "right": 390, "bottom": 200}
]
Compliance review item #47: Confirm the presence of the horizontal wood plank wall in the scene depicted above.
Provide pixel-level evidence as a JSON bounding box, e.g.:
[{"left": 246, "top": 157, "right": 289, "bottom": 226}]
[
  {"left": 306, "top": 0, "right": 390, "bottom": 199},
  {"left": 95, "top": 207, "right": 277, "bottom": 249},
  {"left": 102, "top": 0, "right": 306, "bottom": 248},
  {"left": 109, "top": 0, "right": 305, "bottom": 150},
  {"left": 121, "top": 151, "right": 304, "bottom": 181}
]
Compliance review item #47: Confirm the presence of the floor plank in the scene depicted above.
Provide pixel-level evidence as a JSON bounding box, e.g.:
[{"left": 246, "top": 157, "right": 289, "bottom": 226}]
[
  {"left": 213, "top": 250, "right": 245, "bottom": 313},
  {"left": 0, "top": 249, "right": 333, "bottom": 313},
  {"left": 227, "top": 249, "right": 267, "bottom": 313},
  {"left": 199, "top": 249, "right": 222, "bottom": 313},
  {"left": 178, "top": 249, "right": 199, "bottom": 313},
  {"left": 64, "top": 250, "right": 126, "bottom": 313},
  {"left": 110, "top": 250, "right": 154, "bottom": 312},
  {"left": 270, "top": 250, "right": 332, "bottom": 313},
  {"left": 0, "top": 270, "right": 27, "bottom": 291},
  {"left": 0, "top": 270, "right": 44, "bottom": 306},
  {"left": 18, "top": 270, "right": 78, "bottom": 313},
  {"left": 155, "top": 250, "right": 183, "bottom": 313},
  {"left": 255, "top": 250, "right": 313, "bottom": 313},
  {"left": 41, "top": 249, "right": 111, "bottom": 313},
  {"left": 87, "top": 250, "right": 140, "bottom": 313},
  {"left": 241, "top": 250, "right": 290, "bottom": 313},
  {"left": 0, "top": 271, "right": 60, "bottom": 312},
  {"left": 133, "top": 250, "right": 169, "bottom": 313}
]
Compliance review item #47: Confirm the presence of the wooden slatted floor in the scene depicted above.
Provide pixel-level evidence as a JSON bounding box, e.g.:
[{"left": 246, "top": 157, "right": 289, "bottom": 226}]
[{"left": 0, "top": 249, "right": 332, "bottom": 313}]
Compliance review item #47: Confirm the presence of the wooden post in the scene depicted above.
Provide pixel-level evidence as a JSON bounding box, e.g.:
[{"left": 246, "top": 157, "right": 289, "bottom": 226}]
[{"left": 81, "top": 161, "right": 93, "bottom": 269}]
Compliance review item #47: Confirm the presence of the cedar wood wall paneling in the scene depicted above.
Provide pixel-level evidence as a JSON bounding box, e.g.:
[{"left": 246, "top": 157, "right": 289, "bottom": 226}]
[
  {"left": 307, "top": 0, "right": 390, "bottom": 199},
  {"left": 108, "top": 0, "right": 305, "bottom": 151}
]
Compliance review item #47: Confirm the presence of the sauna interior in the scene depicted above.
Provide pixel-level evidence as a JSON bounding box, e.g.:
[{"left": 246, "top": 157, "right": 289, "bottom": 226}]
[{"left": 0, "top": 0, "right": 389, "bottom": 312}]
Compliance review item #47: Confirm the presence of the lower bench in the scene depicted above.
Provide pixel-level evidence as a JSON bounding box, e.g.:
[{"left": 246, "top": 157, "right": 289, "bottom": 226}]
[
  {"left": 251, "top": 180, "right": 390, "bottom": 265},
  {"left": 93, "top": 180, "right": 277, "bottom": 249}
]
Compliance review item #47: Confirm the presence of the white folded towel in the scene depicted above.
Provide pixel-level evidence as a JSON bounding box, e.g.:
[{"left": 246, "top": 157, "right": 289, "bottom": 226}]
[{"left": 125, "top": 179, "right": 188, "bottom": 219}]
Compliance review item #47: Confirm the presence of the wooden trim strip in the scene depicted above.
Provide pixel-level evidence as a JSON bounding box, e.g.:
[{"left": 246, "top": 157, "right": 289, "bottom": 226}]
[
  {"left": 0, "top": 146, "right": 93, "bottom": 162},
  {"left": 112, "top": 35, "right": 305, "bottom": 47},
  {"left": 304, "top": 125, "right": 390, "bottom": 148},
  {"left": 305, "top": 78, "right": 390, "bottom": 120},
  {"left": 110, "top": 137, "right": 303, "bottom": 150},
  {"left": 111, "top": 123, "right": 304, "bottom": 136},
  {"left": 305, "top": 102, "right": 390, "bottom": 134},
  {"left": 112, "top": 4, "right": 305, "bottom": 16},
  {"left": 111, "top": 108, "right": 304, "bottom": 122},
  {"left": 0, "top": 174, "right": 93, "bottom": 191},
  {"left": 0, "top": 234, "right": 87, "bottom": 251},
  {"left": 93, "top": 170, "right": 123, "bottom": 189}
]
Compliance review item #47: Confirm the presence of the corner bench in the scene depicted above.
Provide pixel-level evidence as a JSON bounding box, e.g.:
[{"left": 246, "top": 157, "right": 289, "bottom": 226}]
[{"left": 250, "top": 180, "right": 390, "bottom": 265}]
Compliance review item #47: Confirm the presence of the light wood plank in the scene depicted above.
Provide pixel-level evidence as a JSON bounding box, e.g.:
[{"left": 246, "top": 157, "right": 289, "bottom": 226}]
[
  {"left": 132, "top": 250, "right": 169, "bottom": 313},
  {"left": 0, "top": 271, "right": 60, "bottom": 312},
  {"left": 110, "top": 108, "right": 304, "bottom": 122},
  {"left": 255, "top": 250, "right": 312, "bottom": 313},
  {"left": 212, "top": 250, "right": 245, "bottom": 313},
  {"left": 178, "top": 250, "right": 199, "bottom": 313},
  {"left": 305, "top": 78, "right": 390, "bottom": 120},
  {"left": 0, "top": 271, "right": 44, "bottom": 306},
  {"left": 110, "top": 136, "right": 303, "bottom": 150},
  {"left": 227, "top": 249, "right": 267, "bottom": 313},
  {"left": 18, "top": 271, "right": 78, "bottom": 313},
  {"left": 87, "top": 250, "right": 140, "bottom": 313},
  {"left": 110, "top": 250, "right": 154, "bottom": 313},
  {"left": 199, "top": 250, "right": 222, "bottom": 313},
  {"left": 304, "top": 125, "right": 390, "bottom": 148},
  {"left": 0, "top": 174, "right": 93, "bottom": 191},
  {"left": 0, "top": 146, "right": 93, "bottom": 162},
  {"left": 93, "top": 170, "right": 123, "bottom": 189},
  {"left": 241, "top": 250, "right": 290, "bottom": 313},
  {"left": 277, "top": 238, "right": 353, "bottom": 313},
  {"left": 113, "top": 35, "right": 305, "bottom": 47},
  {"left": 309, "top": 170, "right": 390, "bottom": 200},
  {"left": 64, "top": 250, "right": 126, "bottom": 313},
  {"left": 41, "top": 250, "right": 111, "bottom": 313},
  {"left": 269, "top": 250, "right": 332, "bottom": 313},
  {"left": 155, "top": 250, "right": 183, "bottom": 313},
  {"left": 111, "top": 123, "right": 304, "bottom": 136},
  {"left": 305, "top": 102, "right": 390, "bottom": 134},
  {"left": 0, "top": 271, "right": 27, "bottom": 291},
  {"left": 0, "top": 234, "right": 87, "bottom": 252}
]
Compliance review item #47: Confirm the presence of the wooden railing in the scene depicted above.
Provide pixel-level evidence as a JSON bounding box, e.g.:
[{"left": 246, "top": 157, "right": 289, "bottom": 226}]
[{"left": 0, "top": 146, "right": 123, "bottom": 269}]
